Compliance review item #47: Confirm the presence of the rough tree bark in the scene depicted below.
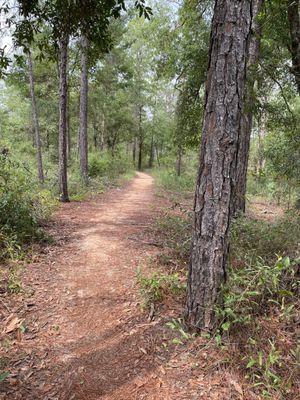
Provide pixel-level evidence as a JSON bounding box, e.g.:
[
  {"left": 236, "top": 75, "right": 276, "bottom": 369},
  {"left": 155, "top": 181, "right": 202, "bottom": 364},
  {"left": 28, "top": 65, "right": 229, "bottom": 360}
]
[
  {"left": 186, "top": 0, "right": 253, "bottom": 331},
  {"left": 233, "top": 0, "right": 264, "bottom": 214},
  {"left": 58, "top": 33, "right": 70, "bottom": 202},
  {"left": 287, "top": 0, "right": 300, "bottom": 94},
  {"left": 28, "top": 49, "right": 44, "bottom": 184},
  {"left": 79, "top": 35, "right": 89, "bottom": 184}
]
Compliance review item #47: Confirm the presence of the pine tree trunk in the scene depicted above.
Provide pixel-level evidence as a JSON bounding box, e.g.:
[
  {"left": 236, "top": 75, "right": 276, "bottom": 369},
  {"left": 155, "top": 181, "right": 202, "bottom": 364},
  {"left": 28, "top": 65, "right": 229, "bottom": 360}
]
[
  {"left": 79, "top": 35, "right": 89, "bottom": 184},
  {"left": 58, "top": 34, "right": 70, "bottom": 202},
  {"left": 287, "top": 0, "right": 300, "bottom": 94},
  {"left": 233, "top": 0, "right": 264, "bottom": 215},
  {"left": 186, "top": 0, "right": 253, "bottom": 331},
  {"left": 28, "top": 50, "right": 44, "bottom": 184}
]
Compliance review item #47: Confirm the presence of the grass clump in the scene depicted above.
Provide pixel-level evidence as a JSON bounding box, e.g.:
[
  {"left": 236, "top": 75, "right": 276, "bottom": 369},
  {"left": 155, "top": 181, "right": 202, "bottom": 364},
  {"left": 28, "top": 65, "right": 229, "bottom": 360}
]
[{"left": 137, "top": 269, "right": 186, "bottom": 308}]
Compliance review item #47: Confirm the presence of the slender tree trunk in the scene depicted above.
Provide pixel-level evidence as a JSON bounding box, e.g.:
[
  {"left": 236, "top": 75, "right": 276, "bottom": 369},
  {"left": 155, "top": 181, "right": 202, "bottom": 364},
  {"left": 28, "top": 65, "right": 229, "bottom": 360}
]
[
  {"left": 176, "top": 145, "right": 182, "bottom": 177},
  {"left": 138, "top": 138, "right": 143, "bottom": 171},
  {"left": 79, "top": 35, "right": 89, "bottom": 184},
  {"left": 28, "top": 50, "right": 44, "bottom": 184},
  {"left": 138, "top": 105, "right": 143, "bottom": 171},
  {"left": 257, "top": 115, "right": 266, "bottom": 174},
  {"left": 58, "top": 33, "right": 69, "bottom": 202},
  {"left": 100, "top": 117, "right": 105, "bottom": 151},
  {"left": 155, "top": 145, "right": 160, "bottom": 167},
  {"left": 133, "top": 137, "right": 137, "bottom": 165},
  {"left": 233, "top": 0, "right": 264, "bottom": 214},
  {"left": 148, "top": 134, "right": 154, "bottom": 168},
  {"left": 93, "top": 122, "right": 98, "bottom": 149},
  {"left": 287, "top": 0, "right": 300, "bottom": 94},
  {"left": 186, "top": 0, "right": 253, "bottom": 331},
  {"left": 66, "top": 89, "right": 71, "bottom": 160}
]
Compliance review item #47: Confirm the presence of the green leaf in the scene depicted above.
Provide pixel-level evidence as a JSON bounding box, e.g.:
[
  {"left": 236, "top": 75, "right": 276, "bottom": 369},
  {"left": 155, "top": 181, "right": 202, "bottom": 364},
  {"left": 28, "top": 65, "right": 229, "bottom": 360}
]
[
  {"left": 172, "top": 338, "right": 183, "bottom": 345},
  {"left": 221, "top": 321, "right": 230, "bottom": 331},
  {"left": 0, "top": 372, "right": 9, "bottom": 382},
  {"left": 246, "top": 358, "right": 256, "bottom": 368}
]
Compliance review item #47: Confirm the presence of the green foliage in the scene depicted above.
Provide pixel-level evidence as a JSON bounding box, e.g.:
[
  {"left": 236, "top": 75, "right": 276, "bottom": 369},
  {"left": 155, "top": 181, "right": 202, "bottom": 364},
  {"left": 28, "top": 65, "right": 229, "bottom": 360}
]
[
  {"left": 155, "top": 213, "right": 191, "bottom": 262},
  {"left": 8, "top": 267, "right": 22, "bottom": 294},
  {"left": 216, "top": 256, "right": 298, "bottom": 329},
  {"left": 154, "top": 168, "right": 195, "bottom": 194},
  {"left": 215, "top": 256, "right": 299, "bottom": 398},
  {"left": 230, "top": 214, "right": 300, "bottom": 263},
  {"left": 88, "top": 151, "right": 132, "bottom": 179},
  {"left": 0, "top": 154, "right": 54, "bottom": 261},
  {"left": 0, "top": 371, "right": 9, "bottom": 383},
  {"left": 245, "top": 340, "right": 283, "bottom": 396},
  {"left": 136, "top": 269, "right": 186, "bottom": 307},
  {"left": 166, "top": 318, "right": 193, "bottom": 344}
]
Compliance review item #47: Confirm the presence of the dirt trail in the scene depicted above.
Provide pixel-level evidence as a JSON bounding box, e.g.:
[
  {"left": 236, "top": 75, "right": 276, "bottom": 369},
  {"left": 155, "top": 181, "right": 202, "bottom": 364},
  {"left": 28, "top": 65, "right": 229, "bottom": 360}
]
[
  {"left": 41, "top": 172, "right": 168, "bottom": 400},
  {"left": 50, "top": 172, "right": 158, "bottom": 399}
]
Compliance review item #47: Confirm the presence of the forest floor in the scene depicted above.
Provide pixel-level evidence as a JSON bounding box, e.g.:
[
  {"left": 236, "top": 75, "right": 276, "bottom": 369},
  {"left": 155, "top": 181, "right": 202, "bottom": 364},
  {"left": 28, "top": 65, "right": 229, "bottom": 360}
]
[{"left": 0, "top": 172, "right": 286, "bottom": 400}]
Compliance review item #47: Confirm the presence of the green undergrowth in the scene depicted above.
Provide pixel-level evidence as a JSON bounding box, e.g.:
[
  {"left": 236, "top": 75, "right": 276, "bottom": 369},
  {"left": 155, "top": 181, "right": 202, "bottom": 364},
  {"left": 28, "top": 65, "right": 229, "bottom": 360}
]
[
  {"left": 0, "top": 154, "right": 56, "bottom": 262},
  {"left": 215, "top": 255, "right": 299, "bottom": 398},
  {"left": 152, "top": 167, "right": 196, "bottom": 199},
  {"left": 137, "top": 268, "right": 186, "bottom": 308}
]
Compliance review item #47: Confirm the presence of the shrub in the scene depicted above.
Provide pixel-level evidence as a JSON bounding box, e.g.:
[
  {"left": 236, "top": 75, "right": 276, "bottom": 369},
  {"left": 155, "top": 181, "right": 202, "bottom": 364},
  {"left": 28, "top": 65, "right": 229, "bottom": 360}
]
[
  {"left": 230, "top": 213, "right": 300, "bottom": 264},
  {"left": 215, "top": 256, "right": 299, "bottom": 398},
  {"left": 153, "top": 168, "right": 195, "bottom": 195},
  {"left": 137, "top": 269, "right": 186, "bottom": 307},
  {"left": 216, "top": 256, "right": 299, "bottom": 330},
  {"left": 0, "top": 154, "right": 54, "bottom": 260},
  {"left": 88, "top": 151, "right": 132, "bottom": 179}
]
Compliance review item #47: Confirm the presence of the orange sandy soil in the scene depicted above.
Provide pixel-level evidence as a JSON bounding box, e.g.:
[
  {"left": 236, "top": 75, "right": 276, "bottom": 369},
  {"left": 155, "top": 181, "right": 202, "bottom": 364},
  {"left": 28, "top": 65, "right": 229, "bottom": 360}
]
[{"left": 1, "top": 173, "right": 272, "bottom": 399}]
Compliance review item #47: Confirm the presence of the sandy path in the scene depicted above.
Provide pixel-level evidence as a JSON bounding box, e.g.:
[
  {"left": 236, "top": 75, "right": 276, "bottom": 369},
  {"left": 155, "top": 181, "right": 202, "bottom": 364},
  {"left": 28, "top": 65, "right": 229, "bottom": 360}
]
[{"left": 47, "top": 172, "right": 160, "bottom": 400}]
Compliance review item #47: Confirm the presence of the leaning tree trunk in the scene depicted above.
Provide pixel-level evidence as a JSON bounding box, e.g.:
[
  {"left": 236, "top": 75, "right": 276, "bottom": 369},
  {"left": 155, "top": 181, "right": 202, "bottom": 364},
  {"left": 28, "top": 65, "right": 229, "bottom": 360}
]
[
  {"left": 287, "top": 0, "right": 300, "bottom": 94},
  {"left": 233, "top": 0, "right": 264, "bottom": 215},
  {"left": 79, "top": 35, "right": 89, "bottom": 184},
  {"left": 186, "top": 0, "right": 253, "bottom": 331},
  {"left": 28, "top": 50, "right": 44, "bottom": 184},
  {"left": 58, "top": 33, "right": 69, "bottom": 202}
]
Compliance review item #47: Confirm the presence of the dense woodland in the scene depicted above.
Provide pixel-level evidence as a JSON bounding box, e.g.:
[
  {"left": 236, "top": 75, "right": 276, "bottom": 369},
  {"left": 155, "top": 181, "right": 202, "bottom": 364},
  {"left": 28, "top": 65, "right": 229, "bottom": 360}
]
[{"left": 0, "top": 0, "right": 299, "bottom": 399}]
